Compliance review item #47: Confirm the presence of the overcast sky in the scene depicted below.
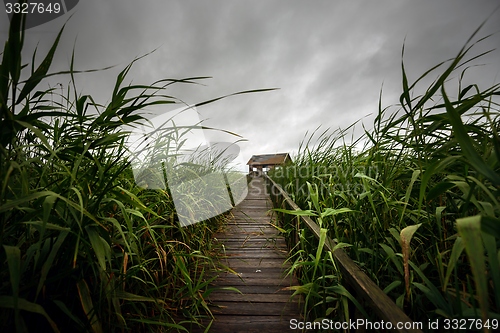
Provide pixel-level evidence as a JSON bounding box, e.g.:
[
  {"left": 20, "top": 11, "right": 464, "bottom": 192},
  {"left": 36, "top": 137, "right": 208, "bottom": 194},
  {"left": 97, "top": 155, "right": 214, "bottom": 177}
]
[{"left": 1, "top": 0, "right": 500, "bottom": 169}]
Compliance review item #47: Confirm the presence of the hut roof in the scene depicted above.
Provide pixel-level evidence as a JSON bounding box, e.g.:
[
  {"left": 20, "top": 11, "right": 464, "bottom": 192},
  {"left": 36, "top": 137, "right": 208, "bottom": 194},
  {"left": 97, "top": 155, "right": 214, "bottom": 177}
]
[{"left": 247, "top": 153, "right": 291, "bottom": 166}]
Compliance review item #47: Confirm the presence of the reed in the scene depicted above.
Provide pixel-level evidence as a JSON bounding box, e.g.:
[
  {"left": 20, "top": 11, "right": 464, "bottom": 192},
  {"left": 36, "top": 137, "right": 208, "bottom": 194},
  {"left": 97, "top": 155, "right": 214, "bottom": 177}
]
[
  {"left": 0, "top": 11, "right": 263, "bottom": 333},
  {"left": 270, "top": 21, "right": 500, "bottom": 328}
]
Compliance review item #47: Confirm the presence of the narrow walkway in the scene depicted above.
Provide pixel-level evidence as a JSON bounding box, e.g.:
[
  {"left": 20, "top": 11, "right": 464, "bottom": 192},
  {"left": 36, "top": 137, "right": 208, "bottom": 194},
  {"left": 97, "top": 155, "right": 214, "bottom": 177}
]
[{"left": 202, "top": 175, "right": 302, "bottom": 333}]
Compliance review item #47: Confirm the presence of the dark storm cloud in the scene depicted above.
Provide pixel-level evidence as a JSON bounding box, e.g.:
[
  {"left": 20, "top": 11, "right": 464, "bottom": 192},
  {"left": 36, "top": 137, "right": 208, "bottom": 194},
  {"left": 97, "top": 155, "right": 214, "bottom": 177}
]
[{"left": 2, "top": 0, "right": 499, "bottom": 164}]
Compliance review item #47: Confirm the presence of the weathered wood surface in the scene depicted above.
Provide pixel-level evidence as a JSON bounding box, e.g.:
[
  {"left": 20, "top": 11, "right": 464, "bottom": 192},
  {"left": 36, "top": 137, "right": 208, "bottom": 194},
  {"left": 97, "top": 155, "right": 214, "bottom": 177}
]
[
  {"left": 192, "top": 176, "right": 302, "bottom": 333},
  {"left": 265, "top": 174, "right": 424, "bottom": 333}
]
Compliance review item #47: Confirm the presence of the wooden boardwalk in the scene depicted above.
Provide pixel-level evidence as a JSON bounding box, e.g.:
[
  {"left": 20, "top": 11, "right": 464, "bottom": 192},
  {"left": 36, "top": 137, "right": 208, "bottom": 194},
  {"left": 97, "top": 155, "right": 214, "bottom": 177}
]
[{"left": 197, "top": 175, "right": 302, "bottom": 333}]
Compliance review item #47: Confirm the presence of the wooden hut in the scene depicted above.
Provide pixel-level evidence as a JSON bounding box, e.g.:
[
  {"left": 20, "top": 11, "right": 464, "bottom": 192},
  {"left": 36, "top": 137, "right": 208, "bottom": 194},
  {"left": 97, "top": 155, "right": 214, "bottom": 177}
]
[{"left": 247, "top": 153, "right": 292, "bottom": 174}]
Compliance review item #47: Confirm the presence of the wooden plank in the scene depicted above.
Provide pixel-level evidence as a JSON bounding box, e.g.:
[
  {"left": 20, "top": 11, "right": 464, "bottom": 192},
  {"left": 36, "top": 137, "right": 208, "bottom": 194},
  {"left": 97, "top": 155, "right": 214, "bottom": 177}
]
[
  {"left": 209, "top": 301, "right": 300, "bottom": 316},
  {"left": 214, "top": 240, "right": 282, "bottom": 247},
  {"left": 215, "top": 242, "right": 283, "bottom": 248},
  {"left": 218, "top": 226, "right": 275, "bottom": 231},
  {"left": 223, "top": 221, "right": 275, "bottom": 226},
  {"left": 232, "top": 214, "right": 270, "bottom": 217},
  {"left": 214, "top": 240, "right": 287, "bottom": 247},
  {"left": 218, "top": 258, "right": 293, "bottom": 268},
  {"left": 221, "top": 248, "right": 288, "bottom": 254},
  {"left": 215, "top": 234, "right": 279, "bottom": 239},
  {"left": 216, "top": 232, "right": 279, "bottom": 238},
  {"left": 218, "top": 267, "right": 294, "bottom": 282},
  {"left": 209, "top": 292, "right": 300, "bottom": 303},
  {"left": 222, "top": 244, "right": 286, "bottom": 250},
  {"left": 217, "top": 227, "right": 277, "bottom": 233},
  {"left": 226, "top": 219, "right": 275, "bottom": 224},
  {"left": 230, "top": 214, "right": 272, "bottom": 219},
  {"left": 190, "top": 316, "right": 300, "bottom": 333},
  {"left": 218, "top": 256, "right": 288, "bottom": 263},
  {"left": 219, "top": 249, "right": 288, "bottom": 256},
  {"left": 213, "top": 275, "right": 296, "bottom": 285},
  {"left": 219, "top": 252, "right": 288, "bottom": 259},
  {"left": 202, "top": 315, "right": 298, "bottom": 323},
  {"left": 221, "top": 227, "right": 277, "bottom": 232},
  {"left": 211, "top": 285, "right": 295, "bottom": 294},
  {"left": 234, "top": 202, "right": 269, "bottom": 207},
  {"left": 216, "top": 235, "right": 279, "bottom": 241},
  {"left": 217, "top": 265, "right": 289, "bottom": 273},
  {"left": 220, "top": 243, "right": 283, "bottom": 250}
]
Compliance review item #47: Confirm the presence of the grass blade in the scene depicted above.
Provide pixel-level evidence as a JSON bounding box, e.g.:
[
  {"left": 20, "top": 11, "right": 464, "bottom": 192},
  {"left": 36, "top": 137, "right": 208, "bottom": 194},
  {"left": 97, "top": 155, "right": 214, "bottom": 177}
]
[{"left": 456, "top": 215, "right": 489, "bottom": 322}]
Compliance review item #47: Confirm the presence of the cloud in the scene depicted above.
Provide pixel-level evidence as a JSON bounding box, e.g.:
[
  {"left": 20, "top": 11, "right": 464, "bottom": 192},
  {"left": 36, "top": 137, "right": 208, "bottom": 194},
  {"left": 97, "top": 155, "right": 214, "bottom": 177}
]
[{"left": 1, "top": 0, "right": 499, "bottom": 163}]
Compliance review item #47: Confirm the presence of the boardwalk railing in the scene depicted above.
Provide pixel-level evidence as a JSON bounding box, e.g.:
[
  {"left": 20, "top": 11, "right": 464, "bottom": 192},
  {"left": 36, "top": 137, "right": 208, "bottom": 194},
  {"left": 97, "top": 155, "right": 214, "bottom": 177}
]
[{"left": 263, "top": 173, "right": 423, "bottom": 333}]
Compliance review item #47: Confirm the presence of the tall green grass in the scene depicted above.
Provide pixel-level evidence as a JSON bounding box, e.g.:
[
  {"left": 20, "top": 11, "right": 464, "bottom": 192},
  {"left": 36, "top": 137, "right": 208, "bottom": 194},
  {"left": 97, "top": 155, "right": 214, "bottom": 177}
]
[
  {"left": 270, "top": 23, "right": 500, "bottom": 328},
  {"left": 0, "top": 11, "right": 259, "bottom": 332}
]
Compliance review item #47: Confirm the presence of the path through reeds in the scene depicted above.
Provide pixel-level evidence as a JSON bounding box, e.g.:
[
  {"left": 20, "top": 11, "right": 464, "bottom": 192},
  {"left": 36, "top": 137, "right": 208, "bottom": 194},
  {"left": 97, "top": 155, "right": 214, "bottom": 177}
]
[{"left": 193, "top": 174, "right": 302, "bottom": 333}]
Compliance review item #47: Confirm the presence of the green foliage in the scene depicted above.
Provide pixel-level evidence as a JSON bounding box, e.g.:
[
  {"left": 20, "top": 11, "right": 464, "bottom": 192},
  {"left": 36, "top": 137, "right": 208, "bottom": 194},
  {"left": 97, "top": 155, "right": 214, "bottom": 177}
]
[
  {"left": 0, "top": 11, "right": 253, "bottom": 333},
  {"left": 270, "top": 22, "right": 500, "bottom": 326}
]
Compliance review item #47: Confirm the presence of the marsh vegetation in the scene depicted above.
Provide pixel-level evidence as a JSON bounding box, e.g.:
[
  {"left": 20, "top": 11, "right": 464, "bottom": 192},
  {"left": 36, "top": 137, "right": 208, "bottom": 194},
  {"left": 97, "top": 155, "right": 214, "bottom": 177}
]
[
  {"left": 0, "top": 12, "right": 251, "bottom": 333},
  {"left": 269, "top": 23, "right": 500, "bottom": 330}
]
